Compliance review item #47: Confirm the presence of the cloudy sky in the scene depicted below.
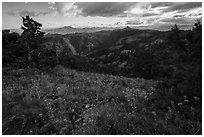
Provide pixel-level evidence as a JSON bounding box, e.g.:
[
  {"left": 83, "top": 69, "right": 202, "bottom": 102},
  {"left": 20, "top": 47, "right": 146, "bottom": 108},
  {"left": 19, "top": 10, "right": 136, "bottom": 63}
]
[{"left": 2, "top": 2, "right": 202, "bottom": 30}]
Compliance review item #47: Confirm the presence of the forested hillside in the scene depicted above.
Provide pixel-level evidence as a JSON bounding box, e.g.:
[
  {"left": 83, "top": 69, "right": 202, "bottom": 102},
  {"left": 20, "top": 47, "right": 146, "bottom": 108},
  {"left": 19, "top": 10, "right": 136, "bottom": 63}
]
[{"left": 2, "top": 16, "right": 202, "bottom": 135}]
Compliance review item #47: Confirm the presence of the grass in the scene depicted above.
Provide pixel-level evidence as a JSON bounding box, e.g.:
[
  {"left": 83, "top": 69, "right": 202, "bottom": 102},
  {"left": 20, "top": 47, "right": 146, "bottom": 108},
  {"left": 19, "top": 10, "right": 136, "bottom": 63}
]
[{"left": 2, "top": 65, "right": 201, "bottom": 135}]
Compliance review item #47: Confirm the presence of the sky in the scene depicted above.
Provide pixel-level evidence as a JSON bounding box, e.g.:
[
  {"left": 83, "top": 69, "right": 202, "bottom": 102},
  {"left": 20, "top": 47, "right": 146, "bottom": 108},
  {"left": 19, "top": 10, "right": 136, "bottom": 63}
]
[{"left": 2, "top": 2, "right": 202, "bottom": 30}]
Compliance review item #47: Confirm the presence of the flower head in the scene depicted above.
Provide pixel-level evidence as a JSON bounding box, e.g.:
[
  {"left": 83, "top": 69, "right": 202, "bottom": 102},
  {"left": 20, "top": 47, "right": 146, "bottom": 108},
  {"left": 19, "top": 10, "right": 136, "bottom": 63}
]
[{"left": 193, "top": 96, "right": 200, "bottom": 101}]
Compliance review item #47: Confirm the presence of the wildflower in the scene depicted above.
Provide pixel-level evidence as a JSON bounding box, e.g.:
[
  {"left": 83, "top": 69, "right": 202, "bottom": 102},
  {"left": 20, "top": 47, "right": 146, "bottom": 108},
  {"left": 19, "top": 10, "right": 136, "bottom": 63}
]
[
  {"left": 184, "top": 99, "right": 189, "bottom": 103},
  {"left": 193, "top": 96, "right": 200, "bottom": 101},
  {"left": 151, "top": 111, "right": 156, "bottom": 116},
  {"left": 177, "top": 102, "right": 183, "bottom": 106},
  {"left": 85, "top": 104, "right": 90, "bottom": 109}
]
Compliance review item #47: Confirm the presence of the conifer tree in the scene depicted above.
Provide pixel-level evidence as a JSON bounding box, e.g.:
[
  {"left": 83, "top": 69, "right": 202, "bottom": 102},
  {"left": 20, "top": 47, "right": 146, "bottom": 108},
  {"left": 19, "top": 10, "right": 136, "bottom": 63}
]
[{"left": 21, "top": 16, "right": 45, "bottom": 67}]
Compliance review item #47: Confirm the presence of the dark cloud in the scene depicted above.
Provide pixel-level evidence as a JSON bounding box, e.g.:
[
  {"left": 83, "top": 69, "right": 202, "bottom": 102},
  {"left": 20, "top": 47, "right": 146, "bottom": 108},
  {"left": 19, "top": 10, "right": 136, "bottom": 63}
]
[
  {"left": 150, "top": 2, "right": 202, "bottom": 13},
  {"left": 73, "top": 2, "right": 201, "bottom": 18},
  {"left": 74, "top": 2, "right": 137, "bottom": 17},
  {"left": 166, "top": 2, "right": 202, "bottom": 12},
  {"left": 173, "top": 14, "right": 185, "bottom": 18},
  {"left": 49, "top": 2, "right": 202, "bottom": 19},
  {"left": 160, "top": 17, "right": 199, "bottom": 25},
  {"left": 189, "top": 12, "right": 202, "bottom": 17}
]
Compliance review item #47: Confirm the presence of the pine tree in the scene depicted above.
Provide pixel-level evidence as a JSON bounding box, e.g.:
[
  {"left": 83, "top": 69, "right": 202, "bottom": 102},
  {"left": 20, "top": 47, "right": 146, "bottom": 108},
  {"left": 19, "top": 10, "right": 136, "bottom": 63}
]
[{"left": 21, "top": 16, "right": 45, "bottom": 67}]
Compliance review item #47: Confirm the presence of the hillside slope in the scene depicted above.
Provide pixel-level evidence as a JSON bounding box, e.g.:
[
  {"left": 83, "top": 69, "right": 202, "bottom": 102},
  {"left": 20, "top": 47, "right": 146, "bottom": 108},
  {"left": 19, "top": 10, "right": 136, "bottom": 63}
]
[
  {"left": 3, "top": 65, "right": 201, "bottom": 135},
  {"left": 41, "top": 36, "right": 77, "bottom": 55},
  {"left": 2, "top": 65, "right": 156, "bottom": 134}
]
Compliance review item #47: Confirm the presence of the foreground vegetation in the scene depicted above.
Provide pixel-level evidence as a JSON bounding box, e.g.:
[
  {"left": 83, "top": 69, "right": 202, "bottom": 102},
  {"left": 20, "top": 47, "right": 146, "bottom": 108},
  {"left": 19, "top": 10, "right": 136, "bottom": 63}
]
[{"left": 2, "top": 65, "right": 201, "bottom": 134}]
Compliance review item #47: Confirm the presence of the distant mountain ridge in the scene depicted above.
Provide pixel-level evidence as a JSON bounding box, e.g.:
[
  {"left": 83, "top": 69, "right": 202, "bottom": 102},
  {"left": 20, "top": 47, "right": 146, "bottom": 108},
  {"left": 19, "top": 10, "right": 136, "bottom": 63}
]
[{"left": 43, "top": 26, "right": 118, "bottom": 34}]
